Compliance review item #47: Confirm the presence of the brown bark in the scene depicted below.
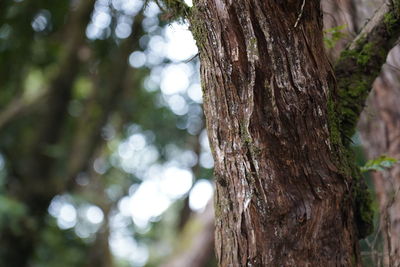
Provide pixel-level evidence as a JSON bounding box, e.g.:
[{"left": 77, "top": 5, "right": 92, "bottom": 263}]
[
  {"left": 359, "top": 45, "right": 400, "bottom": 266},
  {"left": 190, "top": 1, "right": 361, "bottom": 265}
]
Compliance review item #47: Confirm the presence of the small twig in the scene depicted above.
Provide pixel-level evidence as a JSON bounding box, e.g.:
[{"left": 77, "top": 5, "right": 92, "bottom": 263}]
[
  {"left": 154, "top": 0, "right": 167, "bottom": 12},
  {"left": 184, "top": 53, "right": 199, "bottom": 63},
  {"left": 294, "top": 0, "right": 306, "bottom": 28}
]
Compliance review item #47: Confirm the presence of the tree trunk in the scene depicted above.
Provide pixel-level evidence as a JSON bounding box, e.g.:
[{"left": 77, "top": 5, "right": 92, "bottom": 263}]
[
  {"left": 190, "top": 0, "right": 362, "bottom": 265},
  {"left": 359, "top": 45, "right": 400, "bottom": 266}
]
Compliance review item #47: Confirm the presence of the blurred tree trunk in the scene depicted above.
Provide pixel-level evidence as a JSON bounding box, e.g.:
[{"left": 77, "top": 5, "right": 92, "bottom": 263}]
[
  {"left": 162, "top": 202, "right": 215, "bottom": 267},
  {"left": 87, "top": 166, "right": 113, "bottom": 267},
  {"left": 322, "top": 0, "right": 400, "bottom": 264},
  {"left": 322, "top": 0, "right": 358, "bottom": 59},
  {"left": 359, "top": 46, "right": 400, "bottom": 266},
  {"left": 189, "top": 0, "right": 400, "bottom": 265},
  {"left": 0, "top": 2, "right": 146, "bottom": 265}
]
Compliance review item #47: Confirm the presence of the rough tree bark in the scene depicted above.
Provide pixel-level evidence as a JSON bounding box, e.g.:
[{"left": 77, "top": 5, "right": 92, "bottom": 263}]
[
  {"left": 185, "top": 0, "right": 400, "bottom": 265},
  {"left": 191, "top": 1, "right": 359, "bottom": 265}
]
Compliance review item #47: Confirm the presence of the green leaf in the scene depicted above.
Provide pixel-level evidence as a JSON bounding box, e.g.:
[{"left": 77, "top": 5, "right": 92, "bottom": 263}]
[
  {"left": 360, "top": 155, "right": 399, "bottom": 173},
  {"left": 323, "top": 24, "right": 348, "bottom": 48}
]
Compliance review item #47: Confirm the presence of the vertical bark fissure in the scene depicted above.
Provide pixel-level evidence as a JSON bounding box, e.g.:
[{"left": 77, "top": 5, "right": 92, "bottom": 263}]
[{"left": 191, "top": 0, "right": 361, "bottom": 265}]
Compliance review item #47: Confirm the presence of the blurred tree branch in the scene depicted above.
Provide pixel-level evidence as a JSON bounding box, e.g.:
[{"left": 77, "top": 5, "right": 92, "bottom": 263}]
[
  {"left": 0, "top": 0, "right": 96, "bottom": 132},
  {"left": 0, "top": 91, "right": 46, "bottom": 130},
  {"left": 335, "top": 0, "right": 400, "bottom": 142},
  {"left": 66, "top": 11, "right": 145, "bottom": 190}
]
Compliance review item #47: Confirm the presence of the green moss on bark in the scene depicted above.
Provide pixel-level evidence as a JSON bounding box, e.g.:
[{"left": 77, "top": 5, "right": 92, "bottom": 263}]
[
  {"left": 188, "top": 5, "right": 207, "bottom": 52},
  {"left": 335, "top": 2, "right": 400, "bottom": 142},
  {"left": 326, "top": 91, "right": 374, "bottom": 239},
  {"left": 156, "top": 0, "right": 191, "bottom": 21},
  {"left": 336, "top": 39, "right": 386, "bottom": 142},
  {"left": 348, "top": 153, "right": 374, "bottom": 238}
]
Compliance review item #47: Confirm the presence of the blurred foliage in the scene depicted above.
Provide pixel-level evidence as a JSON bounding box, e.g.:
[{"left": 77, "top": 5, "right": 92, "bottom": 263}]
[
  {"left": 0, "top": 195, "right": 27, "bottom": 232},
  {"left": 323, "top": 24, "right": 348, "bottom": 48},
  {"left": 32, "top": 219, "right": 89, "bottom": 267},
  {"left": 360, "top": 155, "right": 399, "bottom": 173},
  {"left": 350, "top": 136, "right": 383, "bottom": 265},
  {"left": 0, "top": 0, "right": 214, "bottom": 266}
]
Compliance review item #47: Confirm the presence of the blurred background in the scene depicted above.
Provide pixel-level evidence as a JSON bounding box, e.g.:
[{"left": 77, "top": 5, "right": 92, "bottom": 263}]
[
  {"left": 0, "top": 0, "right": 216, "bottom": 266},
  {"left": 0, "top": 0, "right": 399, "bottom": 266}
]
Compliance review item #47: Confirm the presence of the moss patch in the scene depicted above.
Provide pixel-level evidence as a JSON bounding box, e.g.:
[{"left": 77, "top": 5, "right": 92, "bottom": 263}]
[
  {"left": 326, "top": 88, "right": 374, "bottom": 239},
  {"left": 155, "top": 0, "right": 191, "bottom": 22},
  {"left": 188, "top": 4, "right": 207, "bottom": 51}
]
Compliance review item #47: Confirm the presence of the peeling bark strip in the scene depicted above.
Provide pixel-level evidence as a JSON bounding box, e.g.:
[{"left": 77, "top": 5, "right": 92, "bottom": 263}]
[{"left": 190, "top": 1, "right": 361, "bottom": 266}]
